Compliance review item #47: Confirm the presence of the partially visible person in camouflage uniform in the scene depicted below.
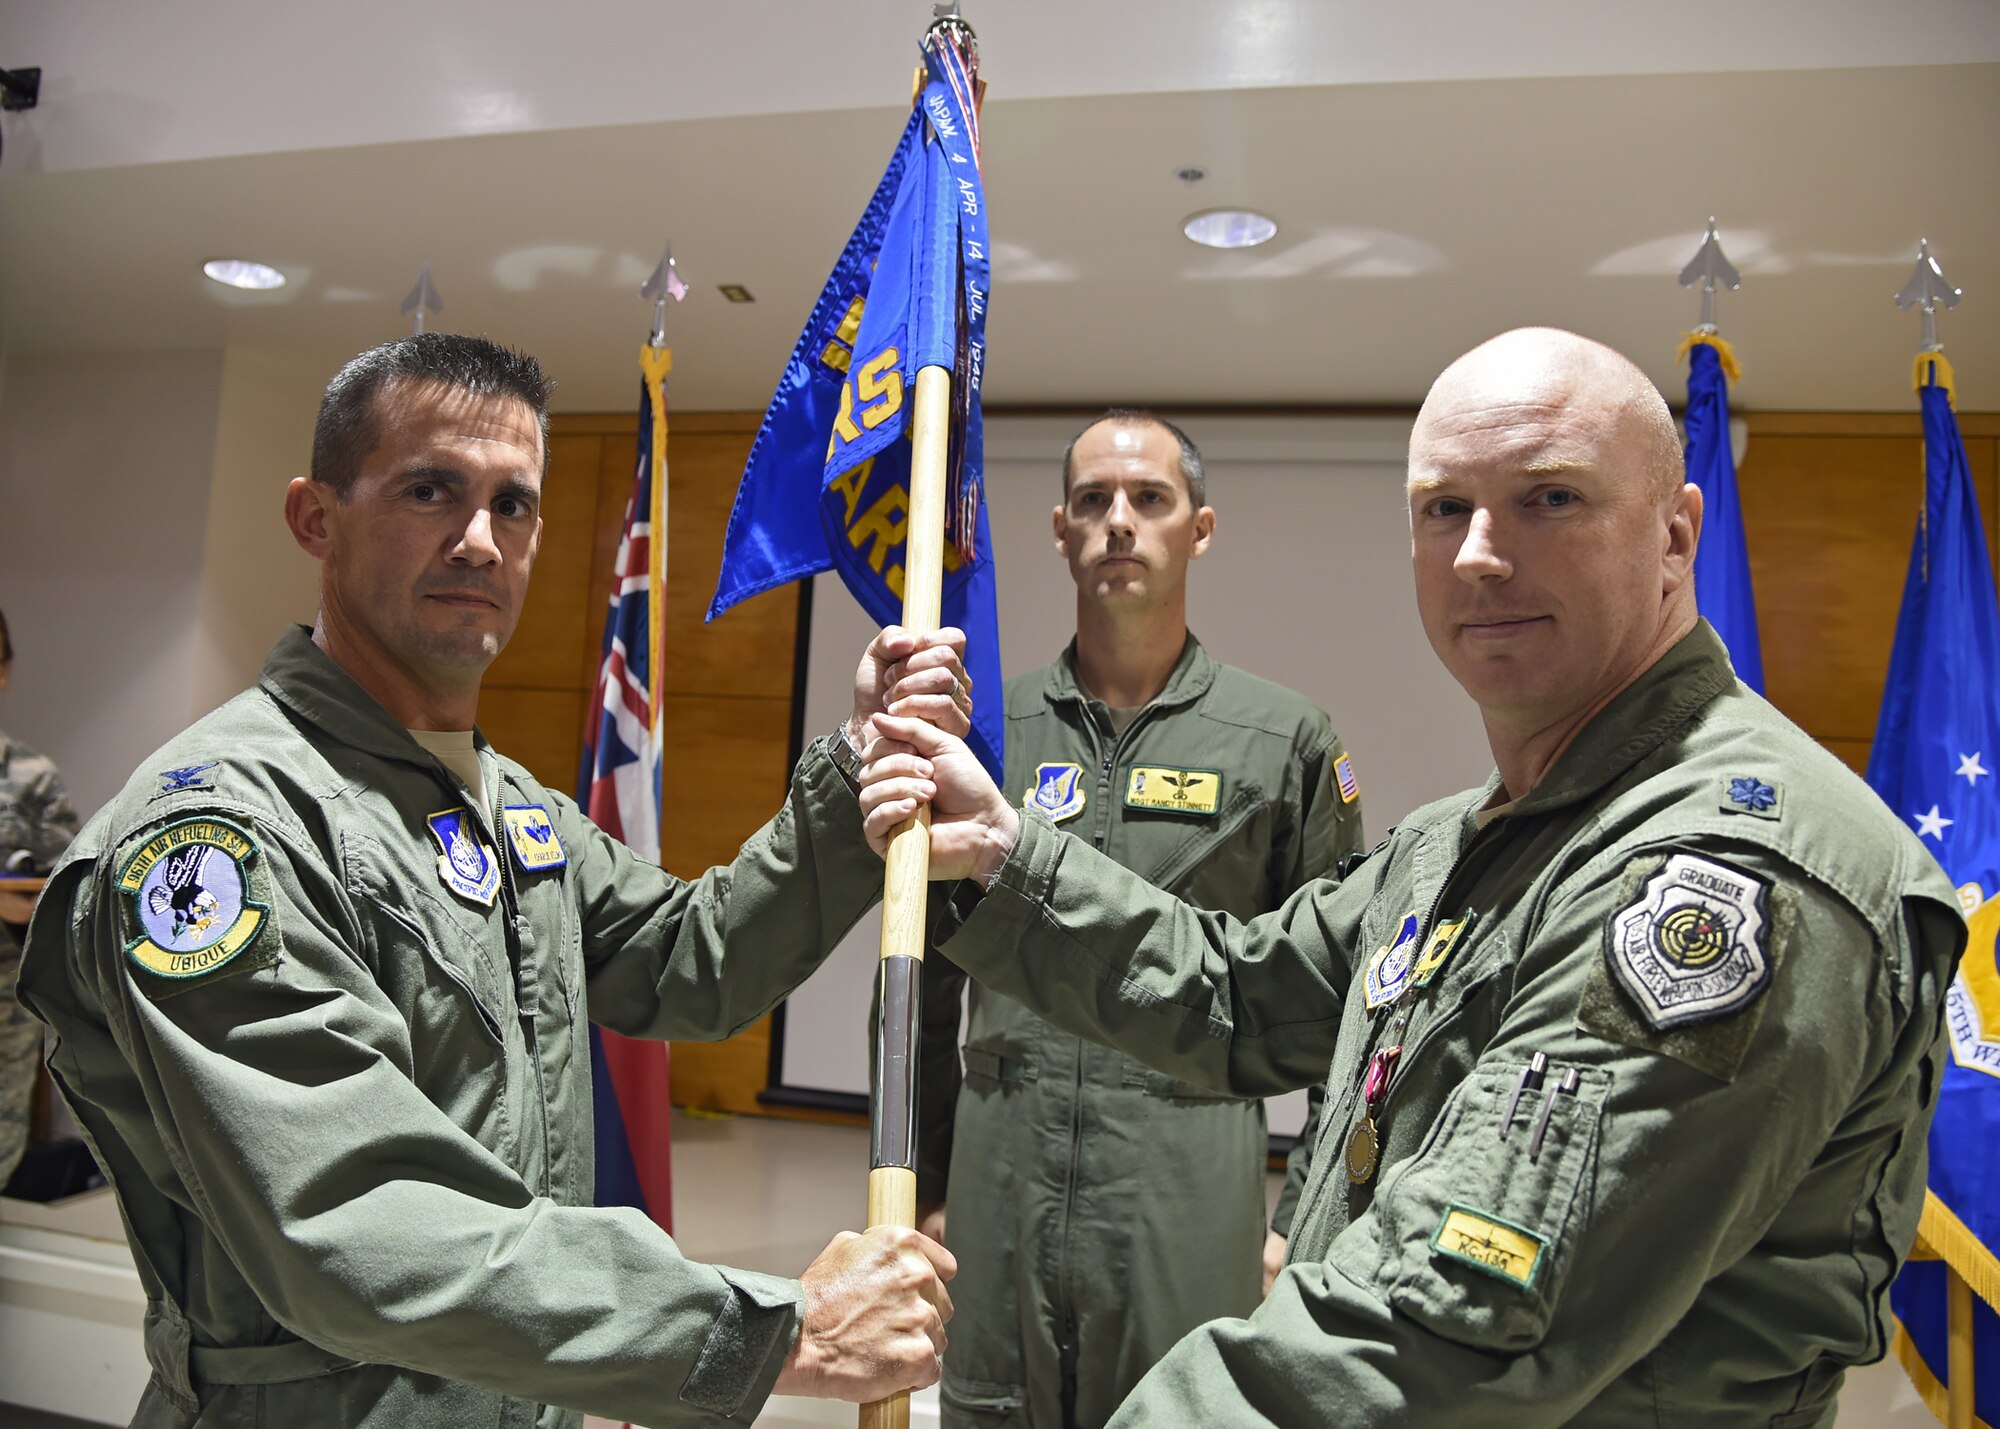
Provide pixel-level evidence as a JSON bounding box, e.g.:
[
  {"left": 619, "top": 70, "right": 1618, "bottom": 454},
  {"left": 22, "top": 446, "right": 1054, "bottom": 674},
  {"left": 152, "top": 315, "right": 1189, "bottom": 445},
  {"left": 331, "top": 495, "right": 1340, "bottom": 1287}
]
[{"left": 0, "top": 606, "right": 82, "bottom": 1188}]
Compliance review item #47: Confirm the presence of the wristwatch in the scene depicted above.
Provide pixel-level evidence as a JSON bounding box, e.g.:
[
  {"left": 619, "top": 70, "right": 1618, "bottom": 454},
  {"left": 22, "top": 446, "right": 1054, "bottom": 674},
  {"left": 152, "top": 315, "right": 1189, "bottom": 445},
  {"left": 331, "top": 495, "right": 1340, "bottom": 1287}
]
[{"left": 827, "top": 719, "right": 865, "bottom": 792}]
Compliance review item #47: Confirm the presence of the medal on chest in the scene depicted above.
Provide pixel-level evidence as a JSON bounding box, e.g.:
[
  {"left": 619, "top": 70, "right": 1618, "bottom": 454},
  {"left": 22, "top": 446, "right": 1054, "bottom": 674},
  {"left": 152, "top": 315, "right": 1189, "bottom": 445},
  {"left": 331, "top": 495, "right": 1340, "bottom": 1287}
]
[
  {"left": 425, "top": 807, "right": 501, "bottom": 907},
  {"left": 1345, "top": 907, "right": 1478, "bottom": 1184}
]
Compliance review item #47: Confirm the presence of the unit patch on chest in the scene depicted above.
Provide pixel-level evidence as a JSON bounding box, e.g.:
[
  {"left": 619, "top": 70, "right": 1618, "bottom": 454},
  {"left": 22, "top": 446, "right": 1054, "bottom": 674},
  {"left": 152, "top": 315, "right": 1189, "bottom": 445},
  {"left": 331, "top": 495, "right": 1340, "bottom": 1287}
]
[
  {"left": 1363, "top": 910, "right": 1422, "bottom": 1009},
  {"left": 1124, "top": 766, "right": 1221, "bottom": 815},
  {"left": 425, "top": 808, "right": 501, "bottom": 906},
  {"left": 1024, "top": 763, "right": 1086, "bottom": 822},
  {"left": 118, "top": 816, "right": 275, "bottom": 992},
  {"left": 1607, "top": 852, "right": 1771, "bottom": 1030},
  {"left": 502, "top": 804, "right": 568, "bottom": 873}
]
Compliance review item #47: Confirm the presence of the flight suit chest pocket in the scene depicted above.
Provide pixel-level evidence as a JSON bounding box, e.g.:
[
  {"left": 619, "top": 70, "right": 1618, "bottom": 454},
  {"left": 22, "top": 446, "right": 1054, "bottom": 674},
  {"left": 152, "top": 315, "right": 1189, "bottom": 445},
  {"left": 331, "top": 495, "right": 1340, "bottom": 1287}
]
[
  {"left": 1366, "top": 1061, "right": 1609, "bottom": 1352},
  {"left": 369, "top": 892, "right": 508, "bottom": 1051}
]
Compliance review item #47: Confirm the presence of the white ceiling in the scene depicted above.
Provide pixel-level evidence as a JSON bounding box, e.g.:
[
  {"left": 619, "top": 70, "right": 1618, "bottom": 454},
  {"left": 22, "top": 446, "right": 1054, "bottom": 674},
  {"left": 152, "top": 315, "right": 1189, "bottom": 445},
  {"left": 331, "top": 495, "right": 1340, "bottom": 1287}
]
[{"left": 2, "top": 1, "right": 1996, "bottom": 412}]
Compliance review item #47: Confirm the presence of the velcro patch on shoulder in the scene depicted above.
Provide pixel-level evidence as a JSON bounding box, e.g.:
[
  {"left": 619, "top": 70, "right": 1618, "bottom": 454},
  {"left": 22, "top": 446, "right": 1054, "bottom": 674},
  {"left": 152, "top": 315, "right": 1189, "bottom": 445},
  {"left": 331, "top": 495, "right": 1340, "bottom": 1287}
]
[
  {"left": 1581, "top": 852, "right": 1793, "bottom": 1081},
  {"left": 117, "top": 815, "right": 278, "bottom": 999}
]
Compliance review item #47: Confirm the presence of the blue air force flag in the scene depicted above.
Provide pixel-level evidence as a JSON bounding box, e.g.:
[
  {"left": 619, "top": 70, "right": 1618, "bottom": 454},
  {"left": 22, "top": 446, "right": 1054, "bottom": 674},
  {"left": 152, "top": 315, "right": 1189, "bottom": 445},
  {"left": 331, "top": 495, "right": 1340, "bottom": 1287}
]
[
  {"left": 707, "top": 33, "right": 1002, "bottom": 779},
  {"left": 1682, "top": 334, "right": 1765, "bottom": 692},
  {"left": 1868, "top": 355, "right": 2000, "bottom": 1424}
]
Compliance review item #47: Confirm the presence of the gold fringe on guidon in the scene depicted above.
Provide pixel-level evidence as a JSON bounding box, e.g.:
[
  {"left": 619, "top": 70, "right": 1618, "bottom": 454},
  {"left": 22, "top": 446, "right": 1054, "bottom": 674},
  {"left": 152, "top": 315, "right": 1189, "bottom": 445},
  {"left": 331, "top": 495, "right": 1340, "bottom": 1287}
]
[
  {"left": 1676, "top": 330, "right": 1742, "bottom": 384},
  {"left": 1915, "top": 351, "right": 1958, "bottom": 405},
  {"left": 1922, "top": 1190, "right": 2000, "bottom": 1315},
  {"left": 1892, "top": 1317, "right": 1996, "bottom": 1429}
]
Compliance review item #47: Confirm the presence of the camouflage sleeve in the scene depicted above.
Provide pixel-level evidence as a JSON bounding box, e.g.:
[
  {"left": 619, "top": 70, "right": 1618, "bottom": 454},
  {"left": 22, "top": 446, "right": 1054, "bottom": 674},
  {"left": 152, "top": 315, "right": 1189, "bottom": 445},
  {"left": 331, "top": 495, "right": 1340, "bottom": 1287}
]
[
  {"left": 28, "top": 757, "right": 81, "bottom": 866},
  {"left": 1109, "top": 840, "right": 1955, "bottom": 1426}
]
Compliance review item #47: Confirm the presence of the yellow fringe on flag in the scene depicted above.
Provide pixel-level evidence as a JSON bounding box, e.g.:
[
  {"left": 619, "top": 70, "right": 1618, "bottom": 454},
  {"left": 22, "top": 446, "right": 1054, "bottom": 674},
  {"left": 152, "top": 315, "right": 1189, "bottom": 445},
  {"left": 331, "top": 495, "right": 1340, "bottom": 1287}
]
[
  {"left": 1893, "top": 1317, "right": 1996, "bottom": 1429},
  {"left": 1677, "top": 330, "right": 1742, "bottom": 383},
  {"left": 1922, "top": 1189, "right": 2000, "bottom": 1316},
  {"left": 1915, "top": 351, "right": 1958, "bottom": 405},
  {"left": 639, "top": 344, "right": 673, "bottom": 748}
]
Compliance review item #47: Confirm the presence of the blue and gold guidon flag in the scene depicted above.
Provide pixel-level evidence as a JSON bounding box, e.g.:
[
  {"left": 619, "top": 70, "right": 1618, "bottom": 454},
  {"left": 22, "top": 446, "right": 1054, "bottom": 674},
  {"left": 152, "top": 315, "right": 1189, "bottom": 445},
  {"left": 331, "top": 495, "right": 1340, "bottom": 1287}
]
[
  {"left": 1868, "top": 352, "right": 2000, "bottom": 1427},
  {"left": 708, "top": 31, "right": 1002, "bottom": 778}
]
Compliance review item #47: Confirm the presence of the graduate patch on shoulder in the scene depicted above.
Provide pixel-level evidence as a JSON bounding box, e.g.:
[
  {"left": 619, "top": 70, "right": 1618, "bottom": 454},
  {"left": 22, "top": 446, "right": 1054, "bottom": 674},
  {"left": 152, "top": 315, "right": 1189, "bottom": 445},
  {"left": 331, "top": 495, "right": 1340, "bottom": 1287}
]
[
  {"left": 1606, "top": 852, "right": 1772, "bottom": 1032},
  {"left": 118, "top": 817, "right": 275, "bottom": 993},
  {"left": 502, "top": 804, "right": 568, "bottom": 874},
  {"left": 1124, "top": 766, "right": 1221, "bottom": 815}
]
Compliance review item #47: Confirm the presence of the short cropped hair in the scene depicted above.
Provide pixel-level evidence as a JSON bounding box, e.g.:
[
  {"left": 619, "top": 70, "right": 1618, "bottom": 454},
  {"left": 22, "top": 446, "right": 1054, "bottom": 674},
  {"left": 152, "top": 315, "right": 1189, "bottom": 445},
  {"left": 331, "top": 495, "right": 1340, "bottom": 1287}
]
[
  {"left": 1061, "top": 409, "right": 1208, "bottom": 508},
  {"left": 311, "top": 333, "right": 555, "bottom": 496}
]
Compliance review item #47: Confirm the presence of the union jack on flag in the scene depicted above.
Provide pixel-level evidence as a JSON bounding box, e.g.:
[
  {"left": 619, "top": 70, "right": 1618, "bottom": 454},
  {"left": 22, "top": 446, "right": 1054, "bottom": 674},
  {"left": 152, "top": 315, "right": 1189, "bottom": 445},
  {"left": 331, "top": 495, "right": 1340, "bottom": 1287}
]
[{"left": 578, "top": 344, "right": 677, "bottom": 1233}]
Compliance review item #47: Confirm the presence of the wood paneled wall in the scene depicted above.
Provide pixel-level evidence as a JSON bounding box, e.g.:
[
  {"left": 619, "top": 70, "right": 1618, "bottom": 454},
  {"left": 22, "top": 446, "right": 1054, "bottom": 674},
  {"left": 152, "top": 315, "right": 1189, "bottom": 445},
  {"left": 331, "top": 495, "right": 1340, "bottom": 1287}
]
[
  {"left": 478, "top": 410, "right": 804, "bottom": 1116},
  {"left": 479, "top": 404, "right": 1998, "bottom": 1121},
  {"left": 1740, "top": 411, "right": 2000, "bottom": 773}
]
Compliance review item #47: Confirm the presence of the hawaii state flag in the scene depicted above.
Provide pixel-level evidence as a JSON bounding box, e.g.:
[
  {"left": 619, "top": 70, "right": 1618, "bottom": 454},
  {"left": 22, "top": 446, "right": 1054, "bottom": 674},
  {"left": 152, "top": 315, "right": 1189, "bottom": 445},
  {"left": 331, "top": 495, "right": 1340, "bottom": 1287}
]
[{"left": 578, "top": 344, "right": 676, "bottom": 1232}]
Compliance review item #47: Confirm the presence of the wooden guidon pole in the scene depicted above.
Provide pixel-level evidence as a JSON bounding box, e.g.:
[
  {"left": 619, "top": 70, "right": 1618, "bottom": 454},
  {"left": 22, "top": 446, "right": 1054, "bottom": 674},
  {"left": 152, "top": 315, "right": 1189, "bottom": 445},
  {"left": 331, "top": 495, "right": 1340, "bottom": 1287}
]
[
  {"left": 860, "top": 363, "right": 953, "bottom": 1429},
  {"left": 1946, "top": 1263, "right": 1973, "bottom": 1429}
]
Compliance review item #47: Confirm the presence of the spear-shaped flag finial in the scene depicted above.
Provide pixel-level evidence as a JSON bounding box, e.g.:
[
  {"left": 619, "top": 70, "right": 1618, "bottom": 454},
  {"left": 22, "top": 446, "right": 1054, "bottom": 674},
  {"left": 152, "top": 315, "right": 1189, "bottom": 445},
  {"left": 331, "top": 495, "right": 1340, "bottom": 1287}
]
[
  {"left": 1895, "top": 238, "right": 1962, "bottom": 353},
  {"left": 1678, "top": 217, "right": 1741, "bottom": 334},
  {"left": 400, "top": 262, "right": 443, "bottom": 335},
  {"left": 641, "top": 244, "right": 687, "bottom": 349}
]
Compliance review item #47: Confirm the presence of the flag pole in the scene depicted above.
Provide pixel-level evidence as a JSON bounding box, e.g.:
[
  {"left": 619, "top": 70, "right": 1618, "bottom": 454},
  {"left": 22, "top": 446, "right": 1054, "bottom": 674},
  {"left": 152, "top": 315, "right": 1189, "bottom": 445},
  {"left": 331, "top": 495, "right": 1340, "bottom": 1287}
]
[
  {"left": 865, "top": 15, "right": 974, "bottom": 1425},
  {"left": 859, "top": 313, "right": 953, "bottom": 1429}
]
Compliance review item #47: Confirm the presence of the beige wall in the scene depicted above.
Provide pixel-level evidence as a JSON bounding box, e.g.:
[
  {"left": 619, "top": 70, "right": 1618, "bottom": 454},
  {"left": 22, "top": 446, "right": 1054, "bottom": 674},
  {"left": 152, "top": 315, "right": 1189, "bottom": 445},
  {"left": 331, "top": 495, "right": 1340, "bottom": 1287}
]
[
  {"left": 187, "top": 345, "right": 326, "bottom": 719},
  {"left": 0, "top": 348, "right": 225, "bottom": 817}
]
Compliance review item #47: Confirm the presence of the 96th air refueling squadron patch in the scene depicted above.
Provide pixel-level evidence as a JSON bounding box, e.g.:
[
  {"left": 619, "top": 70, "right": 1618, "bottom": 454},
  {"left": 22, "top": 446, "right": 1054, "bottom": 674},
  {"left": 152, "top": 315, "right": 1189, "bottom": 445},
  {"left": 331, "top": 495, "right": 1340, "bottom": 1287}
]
[{"left": 118, "top": 817, "right": 274, "bottom": 990}]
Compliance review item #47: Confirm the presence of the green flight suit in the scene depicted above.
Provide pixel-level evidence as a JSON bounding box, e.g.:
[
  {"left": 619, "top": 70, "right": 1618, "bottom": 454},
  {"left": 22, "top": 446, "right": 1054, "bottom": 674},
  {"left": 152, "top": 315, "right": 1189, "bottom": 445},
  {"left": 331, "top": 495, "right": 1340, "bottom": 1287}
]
[
  {"left": 920, "top": 636, "right": 1364, "bottom": 1427},
  {"left": 18, "top": 628, "right": 880, "bottom": 1429},
  {"left": 932, "top": 623, "right": 1962, "bottom": 1427}
]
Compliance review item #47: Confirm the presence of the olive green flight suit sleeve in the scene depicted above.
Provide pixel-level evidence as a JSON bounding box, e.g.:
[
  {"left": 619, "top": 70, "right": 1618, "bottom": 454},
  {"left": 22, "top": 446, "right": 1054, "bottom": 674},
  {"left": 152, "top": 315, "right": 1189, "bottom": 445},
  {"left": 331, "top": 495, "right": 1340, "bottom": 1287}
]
[
  {"left": 570, "top": 747, "right": 882, "bottom": 1042},
  {"left": 938, "top": 812, "right": 1365, "bottom": 1098},
  {"left": 1270, "top": 733, "right": 1362, "bottom": 1240},
  {"left": 26, "top": 747, "right": 878, "bottom": 1427},
  {"left": 944, "top": 823, "right": 1955, "bottom": 1425}
]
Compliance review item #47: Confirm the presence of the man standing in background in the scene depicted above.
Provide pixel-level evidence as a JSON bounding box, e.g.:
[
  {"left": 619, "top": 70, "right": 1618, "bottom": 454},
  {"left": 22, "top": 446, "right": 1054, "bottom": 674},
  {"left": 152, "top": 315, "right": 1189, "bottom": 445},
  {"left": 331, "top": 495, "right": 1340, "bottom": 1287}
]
[
  {"left": 0, "top": 607, "right": 81, "bottom": 1190},
  {"left": 916, "top": 411, "right": 1365, "bottom": 1427}
]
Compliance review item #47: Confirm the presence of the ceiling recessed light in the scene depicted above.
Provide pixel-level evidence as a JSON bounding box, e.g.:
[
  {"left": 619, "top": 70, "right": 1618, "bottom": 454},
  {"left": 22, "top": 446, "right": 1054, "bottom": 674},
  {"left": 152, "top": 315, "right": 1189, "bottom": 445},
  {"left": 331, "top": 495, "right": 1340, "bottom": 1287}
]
[
  {"left": 203, "top": 258, "right": 286, "bottom": 290},
  {"left": 1183, "top": 209, "right": 1278, "bottom": 250}
]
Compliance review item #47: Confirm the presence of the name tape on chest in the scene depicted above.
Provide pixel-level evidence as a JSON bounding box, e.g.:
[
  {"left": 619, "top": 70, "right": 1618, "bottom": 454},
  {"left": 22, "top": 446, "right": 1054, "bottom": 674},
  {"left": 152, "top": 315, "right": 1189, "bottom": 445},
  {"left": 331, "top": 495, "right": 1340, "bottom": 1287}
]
[
  {"left": 502, "top": 804, "right": 568, "bottom": 873},
  {"left": 1024, "top": 762, "right": 1086, "bottom": 822},
  {"left": 425, "top": 808, "right": 501, "bottom": 906},
  {"left": 1124, "top": 765, "right": 1221, "bottom": 815},
  {"left": 118, "top": 817, "right": 270, "bottom": 982},
  {"left": 1608, "top": 852, "right": 1772, "bottom": 1030}
]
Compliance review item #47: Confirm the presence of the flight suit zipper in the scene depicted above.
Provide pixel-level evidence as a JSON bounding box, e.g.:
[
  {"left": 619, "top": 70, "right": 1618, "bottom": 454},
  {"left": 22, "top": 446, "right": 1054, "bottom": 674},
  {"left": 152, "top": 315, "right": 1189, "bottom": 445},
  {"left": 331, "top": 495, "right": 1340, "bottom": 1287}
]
[{"left": 1053, "top": 695, "right": 1165, "bottom": 1393}]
